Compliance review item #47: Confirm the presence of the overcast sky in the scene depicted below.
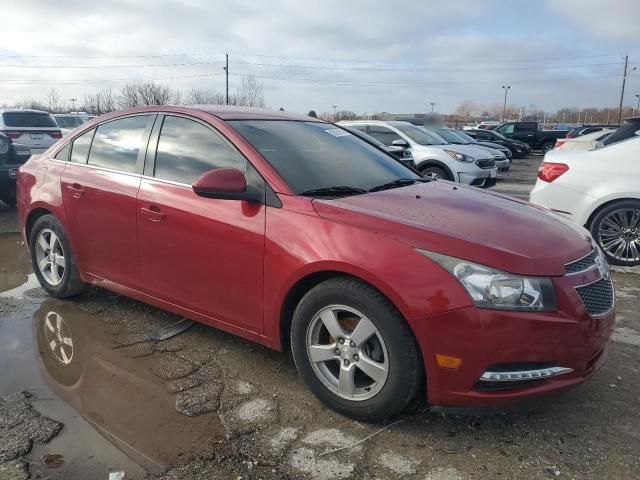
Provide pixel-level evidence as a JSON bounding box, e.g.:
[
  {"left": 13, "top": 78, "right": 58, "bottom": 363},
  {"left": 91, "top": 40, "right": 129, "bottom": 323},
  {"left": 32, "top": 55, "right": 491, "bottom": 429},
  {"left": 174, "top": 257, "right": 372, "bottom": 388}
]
[{"left": 2, "top": 0, "right": 639, "bottom": 114}]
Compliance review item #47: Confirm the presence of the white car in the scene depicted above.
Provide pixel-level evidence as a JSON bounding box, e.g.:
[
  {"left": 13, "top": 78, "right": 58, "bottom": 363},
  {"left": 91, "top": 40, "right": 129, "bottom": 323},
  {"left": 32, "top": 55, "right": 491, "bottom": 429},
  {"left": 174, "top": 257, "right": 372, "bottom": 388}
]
[
  {"left": 553, "top": 129, "right": 614, "bottom": 152},
  {"left": 339, "top": 120, "right": 498, "bottom": 187},
  {"left": 0, "top": 109, "right": 62, "bottom": 154},
  {"left": 53, "top": 113, "right": 94, "bottom": 136},
  {"left": 530, "top": 136, "right": 640, "bottom": 266}
]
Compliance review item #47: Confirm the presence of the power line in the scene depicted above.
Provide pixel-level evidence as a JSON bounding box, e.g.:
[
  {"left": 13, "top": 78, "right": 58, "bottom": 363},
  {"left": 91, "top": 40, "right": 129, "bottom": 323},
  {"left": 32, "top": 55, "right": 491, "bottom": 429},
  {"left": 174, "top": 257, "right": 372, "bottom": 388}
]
[
  {"left": 0, "top": 60, "right": 225, "bottom": 69},
  {"left": 0, "top": 72, "right": 225, "bottom": 85}
]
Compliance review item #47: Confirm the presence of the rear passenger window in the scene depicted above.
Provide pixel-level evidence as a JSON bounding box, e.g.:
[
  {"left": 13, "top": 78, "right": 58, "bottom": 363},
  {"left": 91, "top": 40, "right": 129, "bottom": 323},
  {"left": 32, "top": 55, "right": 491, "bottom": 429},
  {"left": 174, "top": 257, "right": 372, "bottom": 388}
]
[
  {"left": 54, "top": 144, "right": 70, "bottom": 161},
  {"left": 154, "top": 116, "right": 246, "bottom": 185},
  {"left": 87, "top": 115, "right": 150, "bottom": 173},
  {"left": 70, "top": 129, "right": 95, "bottom": 164}
]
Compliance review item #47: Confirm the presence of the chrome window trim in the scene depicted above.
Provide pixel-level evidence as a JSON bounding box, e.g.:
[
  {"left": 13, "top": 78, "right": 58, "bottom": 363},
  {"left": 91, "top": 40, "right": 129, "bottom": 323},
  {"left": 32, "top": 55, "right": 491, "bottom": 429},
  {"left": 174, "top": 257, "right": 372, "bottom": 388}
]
[{"left": 49, "top": 157, "right": 141, "bottom": 179}]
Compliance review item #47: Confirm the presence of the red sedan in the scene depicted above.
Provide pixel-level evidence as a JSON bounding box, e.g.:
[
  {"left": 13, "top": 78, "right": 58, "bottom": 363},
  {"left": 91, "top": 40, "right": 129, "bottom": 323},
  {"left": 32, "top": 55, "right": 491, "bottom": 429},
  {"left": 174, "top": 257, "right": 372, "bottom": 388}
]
[{"left": 17, "top": 106, "right": 614, "bottom": 421}]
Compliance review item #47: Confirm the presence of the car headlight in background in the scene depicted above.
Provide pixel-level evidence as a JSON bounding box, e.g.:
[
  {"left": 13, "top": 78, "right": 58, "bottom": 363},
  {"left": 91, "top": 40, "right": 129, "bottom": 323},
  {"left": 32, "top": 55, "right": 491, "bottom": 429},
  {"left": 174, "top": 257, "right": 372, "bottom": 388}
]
[
  {"left": 417, "top": 250, "right": 557, "bottom": 311},
  {"left": 444, "top": 150, "right": 474, "bottom": 163}
]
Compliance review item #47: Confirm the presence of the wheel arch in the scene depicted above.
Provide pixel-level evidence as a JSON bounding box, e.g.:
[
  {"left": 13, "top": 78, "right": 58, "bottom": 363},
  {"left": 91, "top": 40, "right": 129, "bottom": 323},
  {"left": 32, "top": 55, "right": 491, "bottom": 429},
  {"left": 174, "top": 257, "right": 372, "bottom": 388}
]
[
  {"left": 25, "top": 207, "right": 54, "bottom": 242},
  {"left": 278, "top": 269, "right": 411, "bottom": 354},
  {"left": 415, "top": 159, "right": 454, "bottom": 180},
  {"left": 584, "top": 196, "right": 640, "bottom": 229}
]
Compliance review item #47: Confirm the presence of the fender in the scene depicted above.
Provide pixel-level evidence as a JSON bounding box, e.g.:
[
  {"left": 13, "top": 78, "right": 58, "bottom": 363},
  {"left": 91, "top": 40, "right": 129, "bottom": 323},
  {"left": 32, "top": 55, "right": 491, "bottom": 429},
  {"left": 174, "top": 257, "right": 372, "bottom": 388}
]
[{"left": 415, "top": 159, "right": 454, "bottom": 180}]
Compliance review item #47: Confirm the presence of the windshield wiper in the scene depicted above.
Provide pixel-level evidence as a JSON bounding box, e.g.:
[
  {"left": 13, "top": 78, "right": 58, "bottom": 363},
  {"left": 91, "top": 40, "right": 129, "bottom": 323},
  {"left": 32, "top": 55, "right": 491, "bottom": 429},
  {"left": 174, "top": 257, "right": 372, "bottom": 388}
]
[
  {"left": 368, "top": 178, "right": 426, "bottom": 193},
  {"left": 299, "top": 185, "right": 368, "bottom": 197}
]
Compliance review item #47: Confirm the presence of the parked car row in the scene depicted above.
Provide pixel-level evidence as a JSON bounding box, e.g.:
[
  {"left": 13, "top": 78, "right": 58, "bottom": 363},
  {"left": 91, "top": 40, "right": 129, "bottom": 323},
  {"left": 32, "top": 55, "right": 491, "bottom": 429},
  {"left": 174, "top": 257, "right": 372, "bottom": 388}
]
[{"left": 531, "top": 118, "right": 640, "bottom": 266}]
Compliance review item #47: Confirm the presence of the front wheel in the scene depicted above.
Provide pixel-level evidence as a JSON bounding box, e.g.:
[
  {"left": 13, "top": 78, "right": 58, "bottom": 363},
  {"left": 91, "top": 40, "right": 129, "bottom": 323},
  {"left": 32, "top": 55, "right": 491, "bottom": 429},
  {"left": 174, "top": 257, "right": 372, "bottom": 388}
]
[
  {"left": 541, "top": 142, "right": 555, "bottom": 154},
  {"left": 420, "top": 166, "right": 448, "bottom": 181},
  {"left": 29, "top": 214, "right": 85, "bottom": 297},
  {"left": 590, "top": 200, "right": 640, "bottom": 266},
  {"left": 290, "top": 277, "right": 422, "bottom": 422}
]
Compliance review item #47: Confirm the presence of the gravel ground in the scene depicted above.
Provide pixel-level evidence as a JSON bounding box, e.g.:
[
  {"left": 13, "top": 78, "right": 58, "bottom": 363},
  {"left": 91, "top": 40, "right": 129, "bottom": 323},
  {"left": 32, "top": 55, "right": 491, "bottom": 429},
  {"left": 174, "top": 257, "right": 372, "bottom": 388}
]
[{"left": 0, "top": 159, "right": 638, "bottom": 479}]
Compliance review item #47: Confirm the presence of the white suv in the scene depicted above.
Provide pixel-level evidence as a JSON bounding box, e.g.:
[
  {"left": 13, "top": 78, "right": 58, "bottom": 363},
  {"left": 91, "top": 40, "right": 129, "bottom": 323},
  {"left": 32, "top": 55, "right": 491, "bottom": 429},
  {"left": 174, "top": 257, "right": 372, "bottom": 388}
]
[
  {"left": 530, "top": 136, "right": 640, "bottom": 266},
  {"left": 339, "top": 120, "right": 497, "bottom": 187},
  {"left": 0, "top": 109, "right": 62, "bottom": 154}
]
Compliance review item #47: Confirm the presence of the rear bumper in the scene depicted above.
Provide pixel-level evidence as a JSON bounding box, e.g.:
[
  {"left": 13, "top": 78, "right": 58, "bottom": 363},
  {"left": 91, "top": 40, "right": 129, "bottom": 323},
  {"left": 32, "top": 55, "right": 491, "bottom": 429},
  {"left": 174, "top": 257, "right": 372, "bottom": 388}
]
[
  {"left": 408, "top": 298, "right": 614, "bottom": 408},
  {"left": 529, "top": 180, "right": 593, "bottom": 226},
  {"left": 0, "top": 166, "right": 18, "bottom": 196}
]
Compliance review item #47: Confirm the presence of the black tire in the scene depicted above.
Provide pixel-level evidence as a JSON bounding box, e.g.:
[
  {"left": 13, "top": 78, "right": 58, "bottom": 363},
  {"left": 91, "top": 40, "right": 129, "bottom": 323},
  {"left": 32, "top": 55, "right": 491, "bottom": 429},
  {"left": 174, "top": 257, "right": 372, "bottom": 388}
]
[
  {"left": 541, "top": 142, "right": 555, "bottom": 154},
  {"left": 420, "top": 165, "right": 448, "bottom": 180},
  {"left": 29, "top": 214, "right": 85, "bottom": 298},
  {"left": 589, "top": 200, "right": 640, "bottom": 267},
  {"left": 290, "top": 276, "right": 423, "bottom": 422}
]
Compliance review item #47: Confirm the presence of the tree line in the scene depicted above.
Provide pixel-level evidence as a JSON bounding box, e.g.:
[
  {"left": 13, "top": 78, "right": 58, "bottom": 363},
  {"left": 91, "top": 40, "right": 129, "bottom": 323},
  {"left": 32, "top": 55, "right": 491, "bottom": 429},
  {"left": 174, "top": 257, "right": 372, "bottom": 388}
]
[{"left": 3, "top": 75, "right": 266, "bottom": 115}]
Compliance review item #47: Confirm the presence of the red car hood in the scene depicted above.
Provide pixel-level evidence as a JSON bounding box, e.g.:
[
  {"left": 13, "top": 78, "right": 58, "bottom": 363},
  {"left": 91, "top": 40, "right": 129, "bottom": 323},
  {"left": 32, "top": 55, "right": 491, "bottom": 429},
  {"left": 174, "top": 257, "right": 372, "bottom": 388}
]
[{"left": 313, "top": 181, "right": 592, "bottom": 276}]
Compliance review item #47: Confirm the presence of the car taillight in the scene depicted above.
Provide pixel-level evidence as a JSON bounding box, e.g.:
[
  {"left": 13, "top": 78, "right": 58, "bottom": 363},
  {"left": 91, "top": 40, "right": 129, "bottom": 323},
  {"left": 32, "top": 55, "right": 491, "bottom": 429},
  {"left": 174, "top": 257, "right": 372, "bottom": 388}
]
[
  {"left": 5, "top": 131, "right": 23, "bottom": 139},
  {"left": 49, "top": 131, "right": 63, "bottom": 139},
  {"left": 554, "top": 139, "right": 566, "bottom": 148},
  {"left": 538, "top": 162, "right": 569, "bottom": 182}
]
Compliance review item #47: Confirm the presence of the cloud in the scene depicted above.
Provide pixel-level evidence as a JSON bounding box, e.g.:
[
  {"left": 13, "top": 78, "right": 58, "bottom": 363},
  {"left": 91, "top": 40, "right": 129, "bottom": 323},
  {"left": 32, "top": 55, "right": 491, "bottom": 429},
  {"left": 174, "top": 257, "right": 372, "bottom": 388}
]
[{"left": 546, "top": 0, "right": 640, "bottom": 41}]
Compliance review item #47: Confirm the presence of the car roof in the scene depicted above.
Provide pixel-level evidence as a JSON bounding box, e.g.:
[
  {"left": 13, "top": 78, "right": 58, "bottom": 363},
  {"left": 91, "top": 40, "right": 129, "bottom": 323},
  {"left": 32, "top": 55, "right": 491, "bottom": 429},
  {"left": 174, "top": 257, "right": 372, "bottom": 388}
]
[
  {"left": 0, "top": 108, "right": 51, "bottom": 115},
  {"left": 188, "top": 105, "right": 322, "bottom": 122}
]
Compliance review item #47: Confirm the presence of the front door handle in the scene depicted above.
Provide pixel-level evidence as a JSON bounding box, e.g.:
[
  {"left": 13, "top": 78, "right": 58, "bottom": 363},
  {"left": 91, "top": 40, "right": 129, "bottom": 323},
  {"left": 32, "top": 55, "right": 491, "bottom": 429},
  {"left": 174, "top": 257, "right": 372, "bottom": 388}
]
[
  {"left": 140, "top": 205, "right": 166, "bottom": 222},
  {"left": 66, "top": 183, "right": 84, "bottom": 198}
]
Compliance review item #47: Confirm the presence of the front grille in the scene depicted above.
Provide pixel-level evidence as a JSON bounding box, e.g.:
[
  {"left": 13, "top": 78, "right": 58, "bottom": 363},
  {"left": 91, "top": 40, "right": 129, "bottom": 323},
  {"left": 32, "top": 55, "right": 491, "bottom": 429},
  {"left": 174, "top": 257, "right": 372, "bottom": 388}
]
[
  {"left": 476, "top": 158, "right": 496, "bottom": 169},
  {"left": 565, "top": 249, "right": 598, "bottom": 274},
  {"left": 576, "top": 278, "right": 614, "bottom": 316}
]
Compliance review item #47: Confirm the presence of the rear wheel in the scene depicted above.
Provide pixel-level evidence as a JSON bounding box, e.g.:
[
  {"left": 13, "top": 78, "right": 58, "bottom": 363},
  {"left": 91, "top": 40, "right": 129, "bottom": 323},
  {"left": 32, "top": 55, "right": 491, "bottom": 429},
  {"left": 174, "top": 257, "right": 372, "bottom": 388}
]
[
  {"left": 541, "top": 142, "right": 555, "bottom": 154},
  {"left": 29, "top": 214, "right": 85, "bottom": 297},
  {"left": 290, "top": 277, "right": 422, "bottom": 422},
  {"left": 590, "top": 200, "right": 640, "bottom": 266}
]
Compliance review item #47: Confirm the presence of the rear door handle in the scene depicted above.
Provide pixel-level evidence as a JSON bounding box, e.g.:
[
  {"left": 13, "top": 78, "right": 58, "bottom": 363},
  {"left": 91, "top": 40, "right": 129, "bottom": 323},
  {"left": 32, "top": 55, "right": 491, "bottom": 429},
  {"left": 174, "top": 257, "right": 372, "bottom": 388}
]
[
  {"left": 66, "top": 183, "right": 84, "bottom": 198},
  {"left": 140, "top": 205, "right": 166, "bottom": 222}
]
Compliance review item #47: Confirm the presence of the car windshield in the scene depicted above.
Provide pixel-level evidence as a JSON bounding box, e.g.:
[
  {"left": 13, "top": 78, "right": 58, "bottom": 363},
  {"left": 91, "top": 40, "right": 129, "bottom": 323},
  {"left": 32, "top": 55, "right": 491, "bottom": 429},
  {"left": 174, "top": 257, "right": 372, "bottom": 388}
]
[
  {"left": 229, "top": 120, "right": 419, "bottom": 195},
  {"left": 54, "top": 116, "right": 86, "bottom": 128},
  {"left": 455, "top": 131, "right": 478, "bottom": 143},
  {"left": 601, "top": 120, "right": 640, "bottom": 146},
  {"left": 392, "top": 123, "right": 447, "bottom": 145},
  {"left": 436, "top": 128, "right": 470, "bottom": 144},
  {"left": 2, "top": 112, "right": 58, "bottom": 128}
]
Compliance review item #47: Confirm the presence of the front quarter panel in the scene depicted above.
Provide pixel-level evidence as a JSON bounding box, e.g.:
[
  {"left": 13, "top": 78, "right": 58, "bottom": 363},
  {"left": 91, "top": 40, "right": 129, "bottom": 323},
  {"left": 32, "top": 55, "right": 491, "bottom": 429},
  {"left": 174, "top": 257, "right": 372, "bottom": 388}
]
[{"left": 263, "top": 195, "right": 472, "bottom": 349}]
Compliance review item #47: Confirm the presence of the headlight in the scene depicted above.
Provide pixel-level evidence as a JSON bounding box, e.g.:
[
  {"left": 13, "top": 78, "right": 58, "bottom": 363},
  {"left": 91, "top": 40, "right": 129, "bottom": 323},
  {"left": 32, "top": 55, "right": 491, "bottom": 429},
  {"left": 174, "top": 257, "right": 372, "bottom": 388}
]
[
  {"left": 0, "top": 138, "right": 8, "bottom": 155},
  {"left": 417, "top": 250, "right": 557, "bottom": 311},
  {"left": 444, "top": 150, "right": 474, "bottom": 163}
]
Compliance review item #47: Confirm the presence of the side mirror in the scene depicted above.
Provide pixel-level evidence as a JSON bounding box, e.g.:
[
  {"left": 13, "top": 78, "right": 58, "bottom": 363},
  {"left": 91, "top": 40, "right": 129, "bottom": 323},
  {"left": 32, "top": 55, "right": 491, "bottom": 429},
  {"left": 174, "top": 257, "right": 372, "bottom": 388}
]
[
  {"left": 391, "top": 138, "right": 409, "bottom": 148},
  {"left": 192, "top": 168, "right": 255, "bottom": 201}
]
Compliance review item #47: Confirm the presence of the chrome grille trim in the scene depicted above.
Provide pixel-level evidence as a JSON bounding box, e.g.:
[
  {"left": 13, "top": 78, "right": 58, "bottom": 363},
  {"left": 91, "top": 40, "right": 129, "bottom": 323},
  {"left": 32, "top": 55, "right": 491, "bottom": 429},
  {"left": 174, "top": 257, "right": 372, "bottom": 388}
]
[{"left": 479, "top": 366, "right": 573, "bottom": 382}]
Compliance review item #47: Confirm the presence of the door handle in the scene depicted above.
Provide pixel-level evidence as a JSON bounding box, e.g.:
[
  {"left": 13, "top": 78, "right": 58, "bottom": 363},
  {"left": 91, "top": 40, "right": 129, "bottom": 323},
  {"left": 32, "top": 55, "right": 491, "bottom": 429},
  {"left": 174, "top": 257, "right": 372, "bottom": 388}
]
[
  {"left": 66, "top": 183, "right": 84, "bottom": 198},
  {"left": 140, "top": 205, "right": 166, "bottom": 222}
]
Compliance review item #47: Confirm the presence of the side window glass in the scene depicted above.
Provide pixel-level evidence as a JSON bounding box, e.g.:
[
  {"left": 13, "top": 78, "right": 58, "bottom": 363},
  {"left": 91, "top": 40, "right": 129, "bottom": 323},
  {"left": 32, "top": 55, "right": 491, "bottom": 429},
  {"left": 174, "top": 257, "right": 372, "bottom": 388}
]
[
  {"left": 368, "top": 126, "right": 402, "bottom": 146},
  {"left": 87, "top": 115, "right": 150, "bottom": 173},
  {"left": 70, "top": 129, "right": 95, "bottom": 164},
  {"left": 54, "top": 144, "right": 70, "bottom": 161},
  {"left": 498, "top": 124, "right": 514, "bottom": 135},
  {"left": 154, "top": 116, "right": 246, "bottom": 185}
]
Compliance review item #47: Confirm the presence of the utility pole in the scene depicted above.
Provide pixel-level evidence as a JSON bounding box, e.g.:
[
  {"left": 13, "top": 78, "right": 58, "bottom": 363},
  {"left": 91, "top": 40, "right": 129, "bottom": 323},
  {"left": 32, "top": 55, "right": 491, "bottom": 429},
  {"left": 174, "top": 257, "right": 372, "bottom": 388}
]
[
  {"left": 430, "top": 102, "right": 436, "bottom": 112},
  {"left": 501, "top": 85, "right": 510, "bottom": 122},
  {"left": 224, "top": 52, "right": 229, "bottom": 105},
  {"left": 70, "top": 98, "right": 77, "bottom": 111},
  {"left": 617, "top": 55, "right": 637, "bottom": 124},
  {"left": 635, "top": 94, "right": 640, "bottom": 115},
  {"left": 332, "top": 105, "right": 337, "bottom": 120}
]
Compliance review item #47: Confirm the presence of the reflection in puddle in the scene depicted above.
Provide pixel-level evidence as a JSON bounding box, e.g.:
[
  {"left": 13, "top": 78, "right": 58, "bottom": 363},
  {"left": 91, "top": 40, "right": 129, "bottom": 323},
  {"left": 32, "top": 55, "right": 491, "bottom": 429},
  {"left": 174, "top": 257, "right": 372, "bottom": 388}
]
[
  {"left": 0, "top": 232, "right": 32, "bottom": 294},
  {"left": 31, "top": 300, "right": 224, "bottom": 474}
]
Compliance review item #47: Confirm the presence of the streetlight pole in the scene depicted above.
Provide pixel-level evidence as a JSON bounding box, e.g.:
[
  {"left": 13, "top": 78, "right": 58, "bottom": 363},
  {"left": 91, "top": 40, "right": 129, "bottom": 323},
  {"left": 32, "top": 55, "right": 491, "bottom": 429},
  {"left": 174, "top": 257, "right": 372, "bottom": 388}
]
[
  {"left": 635, "top": 94, "right": 640, "bottom": 115},
  {"left": 69, "top": 98, "right": 76, "bottom": 112},
  {"left": 332, "top": 105, "right": 337, "bottom": 120},
  {"left": 430, "top": 102, "right": 436, "bottom": 112},
  {"left": 501, "top": 85, "right": 511, "bottom": 122},
  {"left": 617, "top": 55, "right": 637, "bottom": 124},
  {"left": 224, "top": 52, "right": 229, "bottom": 105}
]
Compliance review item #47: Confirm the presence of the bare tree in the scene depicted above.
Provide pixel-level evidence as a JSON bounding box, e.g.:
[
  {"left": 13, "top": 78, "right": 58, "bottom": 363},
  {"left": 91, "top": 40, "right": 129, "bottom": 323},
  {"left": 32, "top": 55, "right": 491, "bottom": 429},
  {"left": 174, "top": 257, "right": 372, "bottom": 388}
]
[
  {"left": 335, "top": 110, "right": 357, "bottom": 121},
  {"left": 187, "top": 88, "right": 225, "bottom": 105},
  {"left": 232, "top": 75, "right": 265, "bottom": 108},
  {"left": 45, "top": 88, "right": 61, "bottom": 113},
  {"left": 118, "top": 81, "right": 173, "bottom": 108},
  {"left": 83, "top": 88, "right": 116, "bottom": 115}
]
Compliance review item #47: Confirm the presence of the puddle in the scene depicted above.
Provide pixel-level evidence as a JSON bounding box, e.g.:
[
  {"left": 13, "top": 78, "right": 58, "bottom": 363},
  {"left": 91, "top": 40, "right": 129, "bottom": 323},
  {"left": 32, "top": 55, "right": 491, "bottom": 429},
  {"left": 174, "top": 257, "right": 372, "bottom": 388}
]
[
  {"left": 1, "top": 259, "right": 227, "bottom": 478},
  {"left": 0, "top": 232, "right": 32, "bottom": 294}
]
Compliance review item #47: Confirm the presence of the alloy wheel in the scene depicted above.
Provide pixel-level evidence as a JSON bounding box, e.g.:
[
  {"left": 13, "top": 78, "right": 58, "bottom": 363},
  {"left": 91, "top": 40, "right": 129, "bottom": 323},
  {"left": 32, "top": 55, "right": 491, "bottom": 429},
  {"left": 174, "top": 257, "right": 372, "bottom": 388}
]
[
  {"left": 43, "top": 311, "right": 74, "bottom": 365},
  {"left": 306, "top": 305, "right": 389, "bottom": 401},
  {"left": 597, "top": 208, "right": 640, "bottom": 263},
  {"left": 35, "top": 229, "right": 66, "bottom": 286}
]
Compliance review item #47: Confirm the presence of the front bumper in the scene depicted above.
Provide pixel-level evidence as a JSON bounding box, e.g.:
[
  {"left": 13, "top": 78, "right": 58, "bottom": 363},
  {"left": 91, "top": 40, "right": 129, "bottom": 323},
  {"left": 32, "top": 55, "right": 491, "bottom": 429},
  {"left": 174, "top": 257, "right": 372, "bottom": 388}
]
[
  {"left": 458, "top": 167, "right": 496, "bottom": 188},
  {"left": 408, "top": 269, "right": 615, "bottom": 408}
]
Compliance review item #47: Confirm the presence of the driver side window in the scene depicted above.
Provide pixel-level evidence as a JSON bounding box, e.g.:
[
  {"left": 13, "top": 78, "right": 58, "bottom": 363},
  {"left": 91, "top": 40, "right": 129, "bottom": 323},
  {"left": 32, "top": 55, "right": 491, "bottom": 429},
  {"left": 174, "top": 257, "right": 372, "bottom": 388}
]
[
  {"left": 368, "top": 125, "right": 403, "bottom": 146},
  {"left": 154, "top": 116, "right": 246, "bottom": 185},
  {"left": 497, "top": 124, "right": 514, "bottom": 135}
]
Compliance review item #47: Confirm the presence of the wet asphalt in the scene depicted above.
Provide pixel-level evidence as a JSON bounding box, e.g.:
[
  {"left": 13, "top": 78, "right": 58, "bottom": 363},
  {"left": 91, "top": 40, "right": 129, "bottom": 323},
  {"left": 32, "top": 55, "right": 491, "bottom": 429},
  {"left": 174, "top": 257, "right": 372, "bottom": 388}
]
[{"left": 0, "top": 156, "right": 639, "bottom": 480}]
